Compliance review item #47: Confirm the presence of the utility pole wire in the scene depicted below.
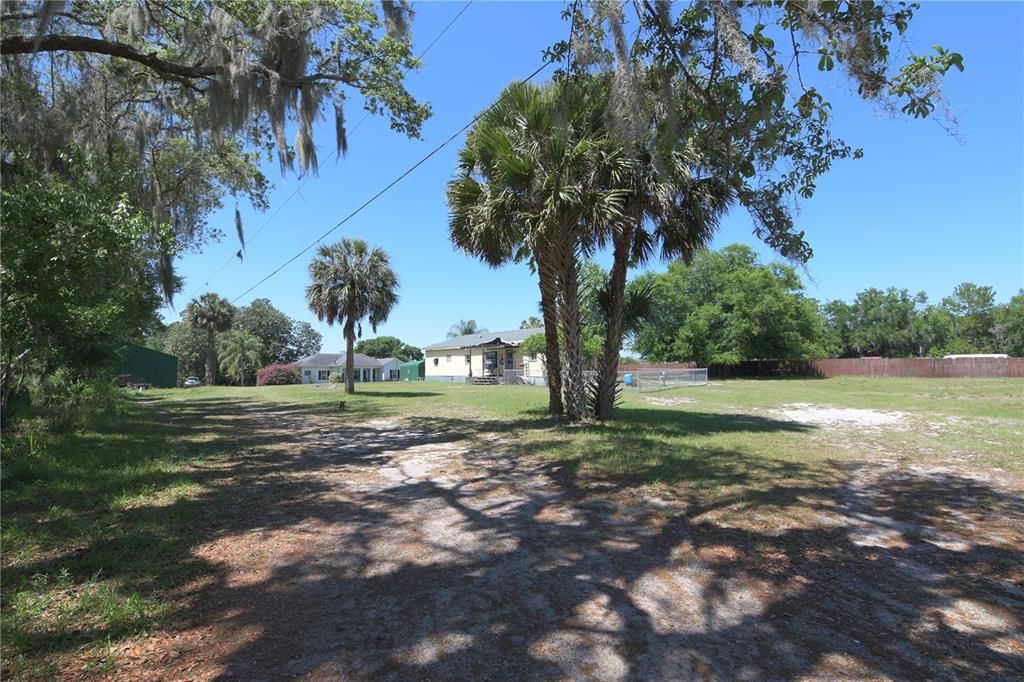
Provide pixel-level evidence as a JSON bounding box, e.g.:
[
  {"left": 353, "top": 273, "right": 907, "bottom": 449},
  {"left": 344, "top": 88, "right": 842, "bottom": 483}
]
[
  {"left": 229, "top": 58, "right": 554, "bottom": 304},
  {"left": 183, "top": 0, "right": 475, "bottom": 300}
]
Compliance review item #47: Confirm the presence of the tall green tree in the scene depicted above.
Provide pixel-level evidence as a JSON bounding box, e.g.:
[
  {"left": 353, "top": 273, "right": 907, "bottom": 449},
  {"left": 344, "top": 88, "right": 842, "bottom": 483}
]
[
  {"left": 160, "top": 322, "right": 208, "bottom": 385},
  {"left": 994, "top": 292, "right": 1024, "bottom": 357},
  {"left": 914, "top": 304, "right": 956, "bottom": 358},
  {"left": 2, "top": 0, "right": 430, "bottom": 297},
  {"left": 846, "top": 288, "right": 926, "bottom": 357},
  {"left": 291, "top": 321, "right": 324, "bottom": 361},
  {"left": 942, "top": 283, "right": 998, "bottom": 353},
  {"left": 0, "top": 156, "right": 162, "bottom": 412},
  {"left": 355, "top": 336, "right": 422, "bottom": 361},
  {"left": 305, "top": 239, "right": 399, "bottom": 394},
  {"left": 219, "top": 331, "right": 264, "bottom": 387},
  {"left": 232, "top": 298, "right": 322, "bottom": 366},
  {"left": 822, "top": 283, "right": 1018, "bottom": 359},
  {"left": 633, "top": 245, "right": 825, "bottom": 365},
  {"left": 183, "top": 293, "right": 236, "bottom": 385},
  {"left": 544, "top": 1, "right": 962, "bottom": 416},
  {"left": 234, "top": 299, "right": 296, "bottom": 367}
]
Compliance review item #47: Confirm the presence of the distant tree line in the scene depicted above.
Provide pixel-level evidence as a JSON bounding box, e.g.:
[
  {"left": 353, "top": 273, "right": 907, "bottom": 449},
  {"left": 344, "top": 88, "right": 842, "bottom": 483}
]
[
  {"left": 822, "top": 283, "right": 1023, "bottom": 359},
  {"left": 632, "top": 245, "right": 1023, "bottom": 364},
  {"left": 148, "top": 297, "right": 322, "bottom": 385}
]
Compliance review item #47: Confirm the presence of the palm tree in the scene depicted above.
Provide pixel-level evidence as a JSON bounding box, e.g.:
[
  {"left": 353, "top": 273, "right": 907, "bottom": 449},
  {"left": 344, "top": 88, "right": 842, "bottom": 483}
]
[
  {"left": 447, "top": 79, "right": 626, "bottom": 420},
  {"left": 447, "top": 320, "right": 487, "bottom": 338},
  {"left": 305, "top": 239, "right": 398, "bottom": 394},
  {"left": 218, "top": 330, "right": 263, "bottom": 386},
  {"left": 520, "top": 316, "right": 542, "bottom": 329},
  {"left": 593, "top": 146, "right": 734, "bottom": 417},
  {"left": 448, "top": 81, "right": 563, "bottom": 416},
  {"left": 183, "top": 293, "right": 236, "bottom": 385},
  {"left": 589, "top": 70, "right": 737, "bottom": 419}
]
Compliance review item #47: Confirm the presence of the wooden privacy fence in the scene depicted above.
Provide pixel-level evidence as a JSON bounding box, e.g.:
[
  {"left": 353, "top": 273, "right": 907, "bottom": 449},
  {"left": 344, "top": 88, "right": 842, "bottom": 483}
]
[{"left": 621, "top": 358, "right": 1024, "bottom": 379}]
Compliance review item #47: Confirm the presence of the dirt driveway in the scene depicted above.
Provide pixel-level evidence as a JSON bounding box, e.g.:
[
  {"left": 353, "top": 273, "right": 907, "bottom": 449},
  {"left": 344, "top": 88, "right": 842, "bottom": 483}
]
[{"left": 115, "top": 399, "right": 1023, "bottom": 680}]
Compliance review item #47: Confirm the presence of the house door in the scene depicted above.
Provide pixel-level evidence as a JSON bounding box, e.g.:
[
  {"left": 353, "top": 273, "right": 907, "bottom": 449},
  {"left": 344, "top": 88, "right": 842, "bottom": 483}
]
[{"left": 484, "top": 350, "right": 497, "bottom": 376}]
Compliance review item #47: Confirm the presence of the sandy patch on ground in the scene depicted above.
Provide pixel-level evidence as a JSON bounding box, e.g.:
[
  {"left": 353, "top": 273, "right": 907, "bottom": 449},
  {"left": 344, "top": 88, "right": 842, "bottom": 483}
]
[
  {"left": 776, "top": 402, "right": 909, "bottom": 429},
  {"left": 644, "top": 396, "right": 694, "bottom": 407}
]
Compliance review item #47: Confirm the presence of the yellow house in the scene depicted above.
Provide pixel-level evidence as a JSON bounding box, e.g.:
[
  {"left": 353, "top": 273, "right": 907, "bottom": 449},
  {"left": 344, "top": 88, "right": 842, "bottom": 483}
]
[{"left": 423, "top": 327, "right": 546, "bottom": 384}]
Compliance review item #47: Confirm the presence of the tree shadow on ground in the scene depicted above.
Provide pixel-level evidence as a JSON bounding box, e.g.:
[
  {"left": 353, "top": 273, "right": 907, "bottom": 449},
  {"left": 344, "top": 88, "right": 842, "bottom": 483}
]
[
  {"left": 200, "top": 409, "right": 1023, "bottom": 680},
  {"left": 3, "top": 397, "right": 1022, "bottom": 680},
  {"left": 351, "top": 390, "right": 444, "bottom": 398}
]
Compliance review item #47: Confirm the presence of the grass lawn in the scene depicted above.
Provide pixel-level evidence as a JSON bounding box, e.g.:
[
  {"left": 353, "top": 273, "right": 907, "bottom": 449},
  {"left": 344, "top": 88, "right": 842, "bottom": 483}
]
[{"left": 2, "top": 377, "right": 1022, "bottom": 678}]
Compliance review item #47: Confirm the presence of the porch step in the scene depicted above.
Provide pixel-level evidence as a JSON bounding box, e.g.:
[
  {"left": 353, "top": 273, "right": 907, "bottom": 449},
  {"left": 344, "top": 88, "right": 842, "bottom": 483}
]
[{"left": 468, "top": 376, "right": 500, "bottom": 385}]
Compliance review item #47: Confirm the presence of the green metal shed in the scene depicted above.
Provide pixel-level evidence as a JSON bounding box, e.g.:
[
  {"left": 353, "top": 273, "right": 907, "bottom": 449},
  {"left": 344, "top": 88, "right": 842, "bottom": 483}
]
[
  {"left": 117, "top": 345, "right": 178, "bottom": 388},
  {"left": 399, "top": 359, "right": 425, "bottom": 382}
]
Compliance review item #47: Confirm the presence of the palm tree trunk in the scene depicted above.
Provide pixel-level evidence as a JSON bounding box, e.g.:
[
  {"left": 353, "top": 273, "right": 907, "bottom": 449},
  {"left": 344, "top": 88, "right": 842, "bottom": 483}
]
[
  {"left": 596, "top": 222, "right": 634, "bottom": 419},
  {"left": 557, "top": 245, "right": 585, "bottom": 421},
  {"left": 205, "top": 329, "right": 216, "bottom": 385},
  {"left": 344, "top": 320, "right": 356, "bottom": 395},
  {"left": 536, "top": 248, "right": 563, "bottom": 417}
]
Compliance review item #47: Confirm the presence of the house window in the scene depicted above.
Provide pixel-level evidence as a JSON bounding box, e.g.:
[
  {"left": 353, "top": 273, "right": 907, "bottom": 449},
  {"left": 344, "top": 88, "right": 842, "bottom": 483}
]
[
  {"left": 317, "top": 370, "right": 330, "bottom": 381},
  {"left": 446, "top": 354, "right": 452, "bottom": 363},
  {"left": 465, "top": 354, "right": 471, "bottom": 365},
  {"left": 433, "top": 358, "right": 439, "bottom": 366},
  {"left": 529, "top": 353, "right": 537, "bottom": 361}
]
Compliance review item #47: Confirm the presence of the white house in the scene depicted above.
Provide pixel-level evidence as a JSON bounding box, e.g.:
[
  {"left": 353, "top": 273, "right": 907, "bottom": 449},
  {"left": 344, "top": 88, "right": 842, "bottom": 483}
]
[
  {"left": 296, "top": 353, "right": 402, "bottom": 384},
  {"left": 422, "top": 327, "right": 547, "bottom": 383}
]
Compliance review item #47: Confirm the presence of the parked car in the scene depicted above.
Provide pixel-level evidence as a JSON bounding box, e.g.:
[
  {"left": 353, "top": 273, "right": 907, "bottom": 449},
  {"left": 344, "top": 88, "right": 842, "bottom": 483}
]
[{"left": 183, "top": 377, "right": 202, "bottom": 388}]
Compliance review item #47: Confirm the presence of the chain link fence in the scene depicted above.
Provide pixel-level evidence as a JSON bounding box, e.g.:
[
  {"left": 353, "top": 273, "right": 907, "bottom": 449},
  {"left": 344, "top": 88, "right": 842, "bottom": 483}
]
[
  {"left": 501, "top": 368, "right": 708, "bottom": 393},
  {"left": 502, "top": 369, "right": 547, "bottom": 386},
  {"left": 621, "top": 368, "right": 709, "bottom": 392}
]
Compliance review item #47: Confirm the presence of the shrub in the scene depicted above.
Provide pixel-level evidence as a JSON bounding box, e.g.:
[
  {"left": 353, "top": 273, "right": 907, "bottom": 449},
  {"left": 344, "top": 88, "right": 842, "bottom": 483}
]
[
  {"left": 256, "top": 363, "right": 301, "bottom": 386},
  {"left": 24, "top": 370, "right": 123, "bottom": 432}
]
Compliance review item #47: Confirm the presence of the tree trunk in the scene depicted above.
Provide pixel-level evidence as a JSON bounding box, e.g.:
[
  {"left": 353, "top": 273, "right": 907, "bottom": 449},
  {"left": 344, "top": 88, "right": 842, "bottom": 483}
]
[
  {"left": 557, "top": 245, "right": 585, "bottom": 421},
  {"left": 344, "top": 321, "right": 356, "bottom": 395},
  {"left": 536, "top": 248, "right": 564, "bottom": 417},
  {"left": 205, "top": 329, "right": 217, "bottom": 385},
  {"left": 0, "top": 346, "right": 26, "bottom": 421},
  {"left": 596, "top": 222, "right": 634, "bottom": 419}
]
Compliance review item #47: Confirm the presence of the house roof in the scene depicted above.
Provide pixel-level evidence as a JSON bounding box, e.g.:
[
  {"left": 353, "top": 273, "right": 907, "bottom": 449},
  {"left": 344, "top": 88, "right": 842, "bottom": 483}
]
[
  {"left": 296, "top": 353, "right": 343, "bottom": 367},
  {"left": 424, "top": 327, "right": 544, "bottom": 351},
  {"left": 296, "top": 353, "right": 393, "bottom": 368}
]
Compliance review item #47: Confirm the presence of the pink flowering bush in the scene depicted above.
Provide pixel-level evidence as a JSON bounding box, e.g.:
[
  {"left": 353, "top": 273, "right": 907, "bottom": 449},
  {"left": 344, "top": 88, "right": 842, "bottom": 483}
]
[{"left": 257, "top": 363, "right": 301, "bottom": 386}]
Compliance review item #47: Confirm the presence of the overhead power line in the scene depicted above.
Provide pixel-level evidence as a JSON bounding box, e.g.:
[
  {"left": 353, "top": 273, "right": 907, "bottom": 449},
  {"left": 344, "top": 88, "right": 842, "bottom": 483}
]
[
  {"left": 182, "top": 0, "right": 475, "bottom": 300},
  {"left": 229, "top": 58, "right": 554, "bottom": 304}
]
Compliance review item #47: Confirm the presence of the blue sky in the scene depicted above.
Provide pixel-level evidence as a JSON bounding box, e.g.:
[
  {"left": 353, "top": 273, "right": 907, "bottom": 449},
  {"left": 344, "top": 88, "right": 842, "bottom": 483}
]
[{"left": 166, "top": 1, "right": 1024, "bottom": 351}]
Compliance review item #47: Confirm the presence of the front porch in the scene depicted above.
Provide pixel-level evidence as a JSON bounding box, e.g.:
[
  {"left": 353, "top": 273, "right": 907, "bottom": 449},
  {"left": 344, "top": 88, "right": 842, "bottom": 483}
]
[{"left": 476, "top": 344, "right": 516, "bottom": 379}]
